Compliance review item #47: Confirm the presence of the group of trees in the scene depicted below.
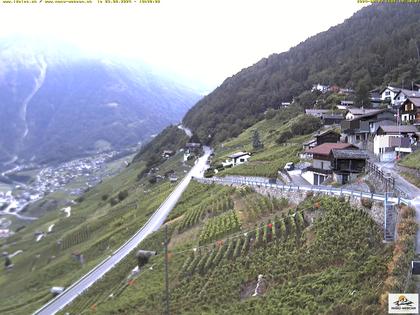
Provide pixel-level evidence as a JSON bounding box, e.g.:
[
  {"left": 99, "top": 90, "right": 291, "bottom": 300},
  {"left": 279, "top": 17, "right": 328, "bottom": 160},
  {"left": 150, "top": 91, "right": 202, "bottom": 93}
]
[{"left": 183, "top": 4, "right": 420, "bottom": 143}]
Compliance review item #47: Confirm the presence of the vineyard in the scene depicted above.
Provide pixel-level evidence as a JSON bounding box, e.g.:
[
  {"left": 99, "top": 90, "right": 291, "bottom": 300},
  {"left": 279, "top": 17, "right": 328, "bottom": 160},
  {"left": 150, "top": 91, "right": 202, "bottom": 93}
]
[
  {"left": 58, "top": 179, "right": 413, "bottom": 315},
  {"left": 178, "top": 189, "right": 234, "bottom": 231},
  {"left": 169, "top": 196, "right": 390, "bottom": 314},
  {"left": 198, "top": 210, "right": 240, "bottom": 245},
  {"left": 183, "top": 209, "right": 307, "bottom": 276}
]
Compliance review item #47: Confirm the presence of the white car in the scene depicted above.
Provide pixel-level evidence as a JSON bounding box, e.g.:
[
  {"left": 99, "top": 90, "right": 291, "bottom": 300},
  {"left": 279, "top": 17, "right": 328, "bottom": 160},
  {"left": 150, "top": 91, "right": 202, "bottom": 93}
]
[{"left": 284, "top": 162, "right": 295, "bottom": 171}]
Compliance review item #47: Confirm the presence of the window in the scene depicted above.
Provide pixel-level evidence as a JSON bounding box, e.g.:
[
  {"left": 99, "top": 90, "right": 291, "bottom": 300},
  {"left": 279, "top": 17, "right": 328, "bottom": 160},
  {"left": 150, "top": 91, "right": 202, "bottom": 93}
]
[{"left": 385, "top": 91, "right": 390, "bottom": 96}]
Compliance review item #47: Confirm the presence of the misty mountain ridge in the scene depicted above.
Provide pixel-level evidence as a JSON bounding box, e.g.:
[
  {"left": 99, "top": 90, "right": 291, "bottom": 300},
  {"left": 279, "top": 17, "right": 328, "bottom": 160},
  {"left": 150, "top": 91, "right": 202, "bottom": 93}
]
[{"left": 0, "top": 37, "right": 202, "bottom": 167}]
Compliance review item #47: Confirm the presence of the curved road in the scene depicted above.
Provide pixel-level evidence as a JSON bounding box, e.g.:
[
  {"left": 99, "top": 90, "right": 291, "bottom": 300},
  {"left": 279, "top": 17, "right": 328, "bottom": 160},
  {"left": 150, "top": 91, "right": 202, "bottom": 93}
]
[{"left": 34, "top": 146, "right": 211, "bottom": 315}]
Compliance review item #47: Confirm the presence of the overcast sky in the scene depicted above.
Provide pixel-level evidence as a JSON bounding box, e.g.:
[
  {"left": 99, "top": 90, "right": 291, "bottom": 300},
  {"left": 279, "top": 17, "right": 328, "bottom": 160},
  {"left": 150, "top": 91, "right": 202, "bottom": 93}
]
[{"left": 0, "top": 0, "right": 367, "bottom": 90}]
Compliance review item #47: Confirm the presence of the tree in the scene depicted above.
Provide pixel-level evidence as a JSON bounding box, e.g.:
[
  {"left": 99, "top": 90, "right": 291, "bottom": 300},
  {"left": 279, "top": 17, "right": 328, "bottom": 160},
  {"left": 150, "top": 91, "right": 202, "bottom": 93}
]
[{"left": 252, "top": 130, "right": 263, "bottom": 150}]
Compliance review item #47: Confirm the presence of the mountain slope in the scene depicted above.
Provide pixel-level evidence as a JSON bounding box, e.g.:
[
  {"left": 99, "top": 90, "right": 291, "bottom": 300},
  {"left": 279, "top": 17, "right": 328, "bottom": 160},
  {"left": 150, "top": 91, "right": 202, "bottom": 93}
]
[
  {"left": 183, "top": 4, "right": 420, "bottom": 143},
  {"left": 0, "top": 38, "right": 201, "bottom": 166}
]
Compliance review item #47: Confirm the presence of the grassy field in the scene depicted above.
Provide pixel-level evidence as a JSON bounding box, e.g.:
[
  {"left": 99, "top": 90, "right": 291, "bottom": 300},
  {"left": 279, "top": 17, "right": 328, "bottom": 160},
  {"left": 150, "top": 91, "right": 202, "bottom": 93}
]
[
  {"left": 211, "top": 114, "right": 322, "bottom": 178},
  {"left": 399, "top": 150, "right": 420, "bottom": 170},
  {"left": 0, "top": 151, "right": 190, "bottom": 314},
  {"left": 61, "top": 181, "right": 413, "bottom": 315}
]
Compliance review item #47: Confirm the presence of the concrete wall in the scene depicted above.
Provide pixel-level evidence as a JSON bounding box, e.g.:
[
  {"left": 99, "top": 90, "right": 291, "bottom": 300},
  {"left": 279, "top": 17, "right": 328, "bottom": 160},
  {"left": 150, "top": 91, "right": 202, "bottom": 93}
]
[{"left": 313, "top": 159, "right": 331, "bottom": 170}]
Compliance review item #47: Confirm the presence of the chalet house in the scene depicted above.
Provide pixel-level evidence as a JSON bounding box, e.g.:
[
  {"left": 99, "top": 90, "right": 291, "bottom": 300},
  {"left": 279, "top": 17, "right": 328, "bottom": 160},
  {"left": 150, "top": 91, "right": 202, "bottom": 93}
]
[
  {"left": 369, "top": 88, "right": 382, "bottom": 107},
  {"left": 341, "top": 109, "right": 395, "bottom": 148},
  {"left": 345, "top": 108, "right": 382, "bottom": 120},
  {"left": 374, "top": 125, "right": 418, "bottom": 161},
  {"left": 222, "top": 152, "right": 251, "bottom": 167},
  {"left": 301, "top": 143, "right": 366, "bottom": 185},
  {"left": 302, "top": 130, "right": 341, "bottom": 151},
  {"left": 380, "top": 86, "right": 400, "bottom": 105},
  {"left": 280, "top": 102, "right": 291, "bottom": 108},
  {"left": 393, "top": 89, "right": 420, "bottom": 107},
  {"left": 330, "top": 149, "right": 369, "bottom": 184},
  {"left": 398, "top": 98, "right": 420, "bottom": 125}
]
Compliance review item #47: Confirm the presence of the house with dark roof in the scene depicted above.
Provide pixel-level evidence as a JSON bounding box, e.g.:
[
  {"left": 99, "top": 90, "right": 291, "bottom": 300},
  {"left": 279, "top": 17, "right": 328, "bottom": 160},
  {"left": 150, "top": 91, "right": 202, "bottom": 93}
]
[
  {"left": 322, "top": 114, "right": 344, "bottom": 125},
  {"left": 331, "top": 149, "right": 369, "bottom": 184},
  {"left": 370, "top": 88, "right": 382, "bottom": 107},
  {"left": 345, "top": 108, "right": 382, "bottom": 120},
  {"left": 397, "top": 97, "right": 420, "bottom": 125},
  {"left": 374, "top": 125, "right": 418, "bottom": 161},
  {"left": 301, "top": 143, "right": 366, "bottom": 185},
  {"left": 302, "top": 130, "right": 341, "bottom": 151},
  {"left": 341, "top": 109, "right": 395, "bottom": 148}
]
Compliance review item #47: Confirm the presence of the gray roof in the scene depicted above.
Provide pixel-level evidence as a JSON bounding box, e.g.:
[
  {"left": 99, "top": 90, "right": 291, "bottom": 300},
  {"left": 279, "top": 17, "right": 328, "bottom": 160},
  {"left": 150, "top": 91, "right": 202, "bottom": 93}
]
[
  {"left": 403, "top": 97, "right": 420, "bottom": 108},
  {"left": 305, "top": 109, "right": 329, "bottom": 115},
  {"left": 228, "top": 152, "right": 250, "bottom": 159},
  {"left": 378, "top": 125, "right": 418, "bottom": 134},
  {"left": 347, "top": 108, "right": 382, "bottom": 116},
  {"left": 394, "top": 89, "right": 420, "bottom": 99},
  {"left": 323, "top": 114, "right": 344, "bottom": 119},
  {"left": 332, "top": 149, "right": 369, "bottom": 159},
  {"left": 380, "top": 86, "right": 400, "bottom": 94}
]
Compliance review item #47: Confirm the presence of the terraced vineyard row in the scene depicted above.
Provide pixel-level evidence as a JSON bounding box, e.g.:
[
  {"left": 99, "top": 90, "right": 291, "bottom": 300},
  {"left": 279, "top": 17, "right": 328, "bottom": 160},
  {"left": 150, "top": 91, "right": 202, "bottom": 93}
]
[
  {"left": 182, "top": 210, "right": 307, "bottom": 276},
  {"left": 243, "top": 194, "right": 289, "bottom": 220},
  {"left": 178, "top": 193, "right": 234, "bottom": 231},
  {"left": 199, "top": 210, "right": 240, "bottom": 245},
  {"left": 61, "top": 225, "right": 91, "bottom": 250}
]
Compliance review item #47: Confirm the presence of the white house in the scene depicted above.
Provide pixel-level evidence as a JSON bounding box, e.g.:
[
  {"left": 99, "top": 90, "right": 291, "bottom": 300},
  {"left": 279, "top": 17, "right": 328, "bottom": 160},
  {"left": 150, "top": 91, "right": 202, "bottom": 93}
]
[
  {"left": 311, "top": 84, "right": 329, "bottom": 93},
  {"left": 222, "top": 152, "right": 251, "bottom": 167},
  {"left": 373, "top": 125, "right": 418, "bottom": 161},
  {"left": 380, "top": 86, "right": 400, "bottom": 105}
]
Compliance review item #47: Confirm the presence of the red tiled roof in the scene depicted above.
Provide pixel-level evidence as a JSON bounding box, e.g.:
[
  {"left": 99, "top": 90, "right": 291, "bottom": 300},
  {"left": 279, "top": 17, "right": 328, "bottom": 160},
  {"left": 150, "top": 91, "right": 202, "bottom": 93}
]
[{"left": 305, "top": 142, "right": 354, "bottom": 156}]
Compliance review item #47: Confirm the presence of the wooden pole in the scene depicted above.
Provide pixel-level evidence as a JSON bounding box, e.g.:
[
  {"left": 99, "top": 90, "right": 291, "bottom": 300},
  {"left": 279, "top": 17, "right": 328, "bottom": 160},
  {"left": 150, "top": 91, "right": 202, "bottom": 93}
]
[{"left": 164, "top": 225, "right": 170, "bottom": 315}]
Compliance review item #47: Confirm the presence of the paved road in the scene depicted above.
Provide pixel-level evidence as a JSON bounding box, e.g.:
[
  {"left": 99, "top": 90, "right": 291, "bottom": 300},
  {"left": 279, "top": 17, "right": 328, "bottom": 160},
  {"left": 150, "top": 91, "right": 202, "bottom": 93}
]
[
  {"left": 287, "top": 169, "right": 311, "bottom": 186},
  {"left": 34, "top": 147, "right": 212, "bottom": 315}
]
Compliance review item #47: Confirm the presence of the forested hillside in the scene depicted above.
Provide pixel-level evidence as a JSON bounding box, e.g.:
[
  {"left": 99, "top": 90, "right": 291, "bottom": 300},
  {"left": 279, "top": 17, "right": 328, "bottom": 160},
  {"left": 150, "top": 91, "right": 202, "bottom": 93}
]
[{"left": 183, "top": 4, "right": 420, "bottom": 143}]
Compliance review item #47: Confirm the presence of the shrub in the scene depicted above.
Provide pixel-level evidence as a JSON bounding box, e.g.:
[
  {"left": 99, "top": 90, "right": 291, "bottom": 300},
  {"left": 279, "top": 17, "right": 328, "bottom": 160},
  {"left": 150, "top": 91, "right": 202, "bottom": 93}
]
[
  {"left": 361, "top": 197, "right": 373, "bottom": 209},
  {"left": 109, "top": 198, "right": 118, "bottom": 207},
  {"left": 290, "top": 115, "right": 322, "bottom": 135},
  {"left": 276, "top": 130, "right": 293, "bottom": 144},
  {"left": 118, "top": 190, "right": 129, "bottom": 201},
  {"left": 101, "top": 194, "right": 109, "bottom": 201}
]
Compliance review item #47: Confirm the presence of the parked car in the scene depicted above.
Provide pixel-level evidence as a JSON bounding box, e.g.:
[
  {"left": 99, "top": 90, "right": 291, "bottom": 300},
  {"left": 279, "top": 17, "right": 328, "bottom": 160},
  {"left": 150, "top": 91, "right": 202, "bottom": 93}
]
[{"left": 283, "top": 162, "right": 295, "bottom": 171}]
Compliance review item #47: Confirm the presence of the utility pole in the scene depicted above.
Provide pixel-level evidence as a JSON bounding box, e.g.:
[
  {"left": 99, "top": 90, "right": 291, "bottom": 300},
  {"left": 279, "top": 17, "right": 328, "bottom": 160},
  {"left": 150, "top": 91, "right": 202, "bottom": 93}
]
[{"left": 164, "top": 224, "right": 170, "bottom": 315}]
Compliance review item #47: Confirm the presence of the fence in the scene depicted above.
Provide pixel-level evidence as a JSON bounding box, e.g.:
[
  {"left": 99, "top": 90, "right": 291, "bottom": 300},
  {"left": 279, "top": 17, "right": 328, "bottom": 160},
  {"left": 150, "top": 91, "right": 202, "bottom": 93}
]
[
  {"left": 195, "top": 176, "right": 410, "bottom": 206},
  {"left": 365, "top": 160, "right": 408, "bottom": 198}
]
